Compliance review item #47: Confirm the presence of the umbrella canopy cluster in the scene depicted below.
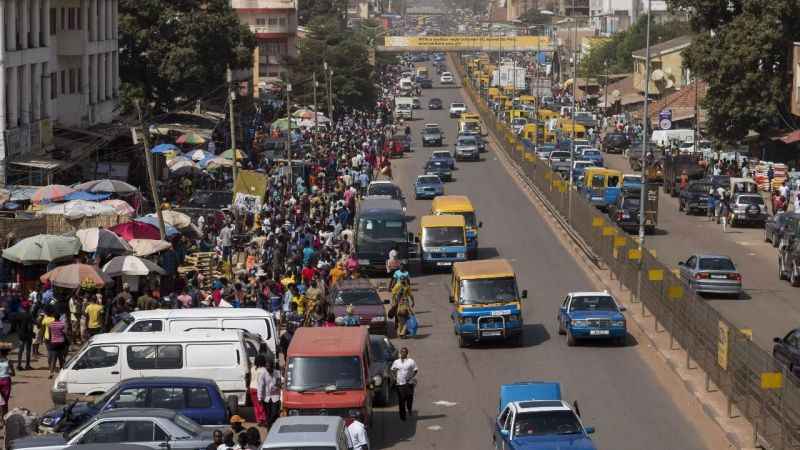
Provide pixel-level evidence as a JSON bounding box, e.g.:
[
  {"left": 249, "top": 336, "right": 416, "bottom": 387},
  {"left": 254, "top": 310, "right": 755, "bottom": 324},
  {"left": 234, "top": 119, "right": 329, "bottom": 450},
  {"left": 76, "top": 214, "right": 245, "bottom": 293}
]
[
  {"left": 31, "top": 185, "right": 76, "bottom": 204},
  {"left": 74, "top": 179, "right": 138, "bottom": 194},
  {"left": 103, "top": 255, "right": 165, "bottom": 277},
  {"left": 42, "top": 200, "right": 117, "bottom": 219},
  {"left": 76, "top": 228, "right": 133, "bottom": 254},
  {"left": 2, "top": 235, "right": 81, "bottom": 265}
]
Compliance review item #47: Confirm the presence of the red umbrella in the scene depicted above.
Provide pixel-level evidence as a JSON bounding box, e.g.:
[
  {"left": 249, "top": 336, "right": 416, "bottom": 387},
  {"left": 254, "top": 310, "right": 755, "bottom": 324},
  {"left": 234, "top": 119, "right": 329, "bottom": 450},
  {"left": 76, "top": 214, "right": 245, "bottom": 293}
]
[
  {"left": 31, "top": 184, "right": 76, "bottom": 204},
  {"left": 40, "top": 263, "right": 113, "bottom": 289},
  {"left": 109, "top": 221, "right": 161, "bottom": 241}
]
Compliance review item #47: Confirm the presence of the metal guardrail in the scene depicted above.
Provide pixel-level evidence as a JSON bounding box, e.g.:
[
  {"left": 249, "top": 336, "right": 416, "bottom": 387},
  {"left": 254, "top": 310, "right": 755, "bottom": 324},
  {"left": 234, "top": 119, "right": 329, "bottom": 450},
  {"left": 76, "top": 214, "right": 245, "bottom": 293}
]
[{"left": 453, "top": 54, "right": 800, "bottom": 449}]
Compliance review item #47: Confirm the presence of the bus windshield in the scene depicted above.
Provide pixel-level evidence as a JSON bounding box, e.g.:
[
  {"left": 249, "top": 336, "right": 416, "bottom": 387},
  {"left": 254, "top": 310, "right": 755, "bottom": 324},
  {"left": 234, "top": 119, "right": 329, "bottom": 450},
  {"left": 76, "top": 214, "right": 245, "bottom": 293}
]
[
  {"left": 459, "top": 277, "right": 519, "bottom": 304},
  {"left": 423, "top": 226, "right": 464, "bottom": 247},
  {"left": 357, "top": 217, "right": 405, "bottom": 241}
]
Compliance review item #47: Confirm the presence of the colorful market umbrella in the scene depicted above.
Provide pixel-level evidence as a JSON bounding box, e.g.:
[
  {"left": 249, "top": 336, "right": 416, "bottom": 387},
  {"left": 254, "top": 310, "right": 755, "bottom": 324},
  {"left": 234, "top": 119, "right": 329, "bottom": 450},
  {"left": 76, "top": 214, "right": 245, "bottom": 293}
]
[
  {"left": 63, "top": 191, "right": 112, "bottom": 202},
  {"left": 73, "top": 179, "right": 138, "bottom": 194},
  {"left": 128, "top": 239, "right": 172, "bottom": 257},
  {"left": 31, "top": 185, "right": 76, "bottom": 204},
  {"left": 41, "top": 200, "right": 117, "bottom": 219},
  {"left": 109, "top": 221, "right": 162, "bottom": 241},
  {"left": 186, "top": 149, "right": 212, "bottom": 161},
  {"left": 40, "top": 262, "right": 113, "bottom": 289},
  {"left": 75, "top": 228, "right": 133, "bottom": 254},
  {"left": 145, "top": 210, "right": 191, "bottom": 229},
  {"left": 176, "top": 133, "right": 206, "bottom": 145},
  {"left": 101, "top": 199, "right": 135, "bottom": 216},
  {"left": 102, "top": 255, "right": 166, "bottom": 277},
  {"left": 2, "top": 234, "right": 81, "bottom": 265},
  {"left": 166, "top": 156, "right": 192, "bottom": 168},
  {"left": 292, "top": 109, "right": 316, "bottom": 119},
  {"left": 270, "top": 117, "right": 299, "bottom": 131},
  {"left": 134, "top": 216, "right": 179, "bottom": 237},
  {"left": 151, "top": 143, "right": 178, "bottom": 154},
  {"left": 220, "top": 149, "right": 246, "bottom": 161}
]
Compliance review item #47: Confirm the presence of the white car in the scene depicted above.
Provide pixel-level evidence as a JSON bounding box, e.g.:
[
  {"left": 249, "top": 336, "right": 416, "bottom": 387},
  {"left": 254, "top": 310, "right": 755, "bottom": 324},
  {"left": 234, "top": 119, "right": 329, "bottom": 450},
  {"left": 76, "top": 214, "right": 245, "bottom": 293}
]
[
  {"left": 449, "top": 102, "right": 467, "bottom": 118},
  {"left": 440, "top": 72, "right": 454, "bottom": 84}
]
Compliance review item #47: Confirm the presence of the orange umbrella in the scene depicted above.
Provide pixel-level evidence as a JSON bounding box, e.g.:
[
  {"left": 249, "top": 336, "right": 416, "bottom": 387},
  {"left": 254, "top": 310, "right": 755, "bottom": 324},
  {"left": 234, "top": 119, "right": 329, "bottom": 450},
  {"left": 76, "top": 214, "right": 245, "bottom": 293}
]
[{"left": 40, "top": 263, "right": 113, "bottom": 289}]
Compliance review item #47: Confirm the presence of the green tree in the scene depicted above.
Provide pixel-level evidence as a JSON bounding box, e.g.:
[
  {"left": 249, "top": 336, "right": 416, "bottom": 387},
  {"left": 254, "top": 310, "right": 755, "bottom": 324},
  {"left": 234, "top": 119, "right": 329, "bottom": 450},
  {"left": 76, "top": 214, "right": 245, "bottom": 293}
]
[
  {"left": 119, "top": 0, "right": 255, "bottom": 112},
  {"left": 297, "top": 0, "right": 348, "bottom": 26},
  {"left": 669, "top": 0, "right": 800, "bottom": 141},
  {"left": 289, "top": 15, "right": 376, "bottom": 112}
]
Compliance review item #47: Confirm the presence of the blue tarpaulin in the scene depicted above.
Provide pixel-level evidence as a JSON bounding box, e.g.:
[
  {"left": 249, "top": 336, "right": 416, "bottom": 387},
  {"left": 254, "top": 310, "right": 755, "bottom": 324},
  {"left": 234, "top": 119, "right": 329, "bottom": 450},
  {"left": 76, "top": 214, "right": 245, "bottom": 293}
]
[{"left": 64, "top": 191, "right": 111, "bottom": 201}]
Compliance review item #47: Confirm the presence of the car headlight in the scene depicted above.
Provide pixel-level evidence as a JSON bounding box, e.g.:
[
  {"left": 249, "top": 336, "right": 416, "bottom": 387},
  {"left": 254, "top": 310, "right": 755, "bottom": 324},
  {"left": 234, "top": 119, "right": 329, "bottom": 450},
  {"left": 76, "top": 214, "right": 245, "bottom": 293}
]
[
  {"left": 55, "top": 382, "right": 67, "bottom": 392},
  {"left": 371, "top": 316, "right": 386, "bottom": 322},
  {"left": 288, "top": 409, "right": 300, "bottom": 416},
  {"left": 40, "top": 416, "right": 56, "bottom": 426},
  {"left": 612, "top": 320, "right": 626, "bottom": 327},
  {"left": 571, "top": 319, "right": 588, "bottom": 327},
  {"left": 456, "top": 252, "right": 466, "bottom": 258}
]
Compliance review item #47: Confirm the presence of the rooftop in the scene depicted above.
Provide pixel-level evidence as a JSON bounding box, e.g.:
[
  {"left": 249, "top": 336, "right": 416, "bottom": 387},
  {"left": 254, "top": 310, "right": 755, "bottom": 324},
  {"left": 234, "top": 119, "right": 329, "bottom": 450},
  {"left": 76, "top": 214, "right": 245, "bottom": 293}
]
[
  {"left": 453, "top": 258, "right": 515, "bottom": 279},
  {"left": 288, "top": 326, "right": 369, "bottom": 357},
  {"left": 632, "top": 35, "right": 693, "bottom": 59}
]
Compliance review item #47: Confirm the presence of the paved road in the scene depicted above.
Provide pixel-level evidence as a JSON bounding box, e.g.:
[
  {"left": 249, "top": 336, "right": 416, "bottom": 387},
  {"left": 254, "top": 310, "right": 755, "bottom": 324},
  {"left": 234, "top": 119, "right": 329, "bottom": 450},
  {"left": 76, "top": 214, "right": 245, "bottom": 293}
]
[
  {"left": 603, "top": 153, "right": 795, "bottom": 351},
  {"left": 369, "top": 60, "right": 730, "bottom": 450}
]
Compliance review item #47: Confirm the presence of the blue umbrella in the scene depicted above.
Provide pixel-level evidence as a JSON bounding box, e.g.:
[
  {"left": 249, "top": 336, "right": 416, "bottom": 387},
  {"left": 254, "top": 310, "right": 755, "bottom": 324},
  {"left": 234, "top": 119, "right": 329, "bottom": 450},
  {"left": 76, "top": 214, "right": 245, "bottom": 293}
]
[
  {"left": 134, "top": 216, "right": 179, "bottom": 238},
  {"left": 151, "top": 143, "right": 178, "bottom": 154},
  {"left": 64, "top": 191, "right": 111, "bottom": 201}
]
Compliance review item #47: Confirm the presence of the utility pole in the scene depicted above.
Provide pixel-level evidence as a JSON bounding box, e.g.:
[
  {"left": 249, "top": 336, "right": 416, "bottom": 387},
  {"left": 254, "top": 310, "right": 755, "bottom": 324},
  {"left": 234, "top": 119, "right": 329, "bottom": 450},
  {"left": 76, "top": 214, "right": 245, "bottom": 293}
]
[
  {"left": 135, "top": 101, "right": 166, "bottom": 240},
  {"left": 693, "top": 77, "right": 699, "bottom": 150},
  {"left": 227, "top": 68, "right": 238, "bottom": 199},
  {"left": 567, "top": 0, "right": 577, "bottom": 223},
  {"left": 603, "top": 60, "right": 608, "bottom": 117},
  {"left": 286, "top": 83, "right": 293, "bottom": 184},
  {"left": 637, "top": 0, "right": 653, "bottom": 302}
]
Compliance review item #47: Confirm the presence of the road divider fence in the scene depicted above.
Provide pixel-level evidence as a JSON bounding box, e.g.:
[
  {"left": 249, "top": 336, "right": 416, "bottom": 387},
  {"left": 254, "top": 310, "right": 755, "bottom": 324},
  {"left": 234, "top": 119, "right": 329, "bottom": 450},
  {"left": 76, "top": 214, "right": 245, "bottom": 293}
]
[{"left": 453, "top": 53, "right": 800, "bottom": 449}]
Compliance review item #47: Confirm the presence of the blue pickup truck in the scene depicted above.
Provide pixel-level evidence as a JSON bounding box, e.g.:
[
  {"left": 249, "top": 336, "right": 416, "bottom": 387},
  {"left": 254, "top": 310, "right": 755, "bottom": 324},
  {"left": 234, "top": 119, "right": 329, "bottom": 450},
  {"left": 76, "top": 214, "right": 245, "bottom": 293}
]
[{"left": 492, "top": 381, "right": 597, "bottom": 450}]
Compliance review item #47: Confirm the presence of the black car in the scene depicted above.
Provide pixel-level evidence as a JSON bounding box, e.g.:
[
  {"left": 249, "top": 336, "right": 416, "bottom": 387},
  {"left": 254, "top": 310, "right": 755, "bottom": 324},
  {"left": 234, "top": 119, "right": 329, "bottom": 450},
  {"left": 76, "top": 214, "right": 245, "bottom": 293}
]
[
  {"left": 369, "top": 334, "right": 398, "bottom": 405},
  {"left": 419, "top": 78, "right": 433, "bottom": 89},
  {"left": 678, "top": 181, "right": 712, "bottom": 215},
  {"left": 765, "top": 213, "right": 800, "bottom": 247},
  {"left": 428, "top": 98, "right": 443, "bottom": 109},
  {"left": 424, "top": 160, "right": 453, "bottom": 181},
  {"left": 602, "top": 132, "right": 630, "bottom": 154},
  {"left": 607, "top": 190, "right": 643, "bottom": 232}
]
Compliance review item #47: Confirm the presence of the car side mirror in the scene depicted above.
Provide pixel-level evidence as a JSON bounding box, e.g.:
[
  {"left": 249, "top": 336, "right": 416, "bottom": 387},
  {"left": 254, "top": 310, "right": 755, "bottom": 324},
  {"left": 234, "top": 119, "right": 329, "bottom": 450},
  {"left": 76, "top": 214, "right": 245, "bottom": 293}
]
[
  {"left": 584, "top": 426, "right": 595, "bottom": 435},
  {"left": 521, "top": 290, "right": 528, "bottom": 299},
  {"left": 500, "top": 429, "right": 509, "bottom": 437},
  {"left": 775, "top": 337, "right": 783, "bottom": 343}
]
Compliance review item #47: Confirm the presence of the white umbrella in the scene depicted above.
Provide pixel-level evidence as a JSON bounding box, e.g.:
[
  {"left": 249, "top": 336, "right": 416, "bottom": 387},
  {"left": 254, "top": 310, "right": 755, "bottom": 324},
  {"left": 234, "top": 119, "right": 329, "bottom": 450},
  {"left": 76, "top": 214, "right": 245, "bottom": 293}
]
[
  {"left": 42, "top": 200, "right": 116, "bottom": 219},
  {"left": 103, "top": 255, "right": 166, "bottom": 277},
  {"left": 169, "top": 160, "right": 200, "bottom": 174},
  {"left": 186, "top": 149, "right": 212, "bottom": 161},
  {"left": 128, "top": 239, "right": 172, "bottom": 257},
  {"left": 166, "top": 156, "right": 191, "bottom": 168},
  {"left": 76, "top": 228, "right": 133, "bottom": 253},
  {"left": 146, "top": 210, "right": 191, "bottom": 229},
  {"left": 73, "top": 179, "right": 138, "bottom": 194},
  {"left": 101, "top": 199, "right": 136, "bottom": 215}
]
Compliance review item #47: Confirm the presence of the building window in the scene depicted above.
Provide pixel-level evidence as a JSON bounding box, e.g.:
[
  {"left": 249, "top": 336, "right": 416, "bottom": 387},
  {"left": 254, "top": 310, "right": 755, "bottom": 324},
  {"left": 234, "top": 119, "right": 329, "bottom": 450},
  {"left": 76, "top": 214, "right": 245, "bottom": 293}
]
[
  {"left": 60, "top": 70, "right": 66, "bottom": 95},
  {"left": 50, "top": 73, "right": 58, "bottom": 99},
  {"left": 256, "top": 18, "right": 266, "bottom": 25},
  {"left": 60, "top": 7, "right": 66, "bottom": 31},
  {"left": 78, "top": 68, "right": 83, "bottom": 94},
  {"left": 49, "top": 9, "right": 57, "bottom": 35},
  {"left": 268, "top": 16, "right": 278, "bottom": 26},
  {"left": 278, "top": 17, "right": 287, "bottom": 26},
  {"left": 68, "top": 8, "right": 76, "bottom": 30},
  {"left": 77, "top": 7, "right": 82, "bottom": 30},
  {"left": 69, "top": 69, "right": 76, "bottom": 94}
]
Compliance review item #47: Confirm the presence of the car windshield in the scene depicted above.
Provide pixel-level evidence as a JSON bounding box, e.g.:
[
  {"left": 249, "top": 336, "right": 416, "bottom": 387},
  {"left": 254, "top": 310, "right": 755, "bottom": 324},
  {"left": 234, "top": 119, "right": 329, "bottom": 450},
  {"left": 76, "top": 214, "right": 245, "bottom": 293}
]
[
  {"left": 367, "top": 184, "right": 400, "bottom": 198},
  {"left": 689, "top": 183, "right": 711, "bottom": 193},
  {"left": 738, "top": 196, "right": 763, "bottom": 205},
  {"left": 430, "top": 99, "right": 441, "bottom": 104},
  {"left": 418, "top": 176, "right": 440, "bottom": 184},
  {"left": 423, "top": 226, "right": 464, "bottom": 246},
  {"left": 357, "top": 217, "right": 405, "bottom": 241},
  {"left": 432, "top": 152, "right": 450, "bottom": 159},
  {"left": 550, "top": 152, "right": 571, "bottom": 159},
  {"left": 287, "top": 357, "right": 364, "bottom": 391},
  {"left": 459, "top": 277, "right": 518, "bottom": 304},
  {"left": 698, "top": 257, "right": 736, "bottom": 271},
  {"left": 583, "top": 150, "right": 600, "bottom": 157},
  {"left": 451, "top": 103, "right": 465, "bottom": 108},
  {"left": 424, "top": 127, "right": 441, "bottom": 134},
  {"left": 428, "top": 161, "right": 447, "bottom": 169},
  {"left": 458, "top": 137, "right": 477, "bottom": 146},
  {"left": 463, "top": 122, "right": 480, "bottom": 132},
  {"left": 622, "top": 197, "right": 641, "bottom": 209},
  {"left": 335, "top": 289, "right": 382, "bottom": 306},
  {"left": 109, "top": 315, "right": 133, "bottom": 333},
  {"left": 514, "top": 410, "right": 583, "bottom": 437},
  {"left": 512, "top": 118, "right": 526, "bottom": 125},
  {"left": 574, "top": 162, "right": 592, "bottom": 170},
  {"left": 570, "top": 295, "right": 618, "bottom": 311}
]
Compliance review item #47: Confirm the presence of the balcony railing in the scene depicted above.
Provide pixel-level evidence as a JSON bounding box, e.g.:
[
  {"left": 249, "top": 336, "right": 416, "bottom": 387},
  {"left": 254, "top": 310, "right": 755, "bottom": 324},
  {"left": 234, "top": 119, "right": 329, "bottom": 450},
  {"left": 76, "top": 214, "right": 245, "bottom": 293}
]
[{"left": 251, "top": 24, "right": 290, "bottom": 34}]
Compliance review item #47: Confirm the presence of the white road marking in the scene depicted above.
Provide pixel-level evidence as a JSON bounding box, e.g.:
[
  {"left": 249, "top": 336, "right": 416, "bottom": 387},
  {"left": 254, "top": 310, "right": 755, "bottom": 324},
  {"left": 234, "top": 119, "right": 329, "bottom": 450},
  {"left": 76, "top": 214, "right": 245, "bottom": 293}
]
[
  {"left": 428, "top": 425, "right": 443, "bottom": 431},
  {"left": 433, "top": 400, "right": 458, "bottom": 407}
]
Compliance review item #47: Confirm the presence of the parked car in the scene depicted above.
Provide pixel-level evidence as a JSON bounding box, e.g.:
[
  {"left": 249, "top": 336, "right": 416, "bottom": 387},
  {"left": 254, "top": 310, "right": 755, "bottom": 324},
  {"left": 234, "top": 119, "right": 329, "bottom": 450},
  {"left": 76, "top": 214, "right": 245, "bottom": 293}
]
[
  {"left": 262, "top": 417, "right": 348, "bottom": 450},
  {"left": 449, "top": 103, "right": 467, "bottom": 118},
  {"left": 422, "top": 124, "right": 444, "bottom": 147},
  {"left": 428, "top": 98, "right": 443, "bottom": 110},
  {"left": 430, "top": 150, "right": 456, "bottom": 170},
  {"left": 425, "top": 160, "right": 453, "bottom": 181},
  {"left": 327, "top": 279, "right": 388, "bottom": 334},
  {"left": 773, "top": 328, "right": 800, "bottom": 378},
  {"left": 730, "top": 193, "right": 767, "bottom": 227},
  {"left": 557, "top": 291, "right": 627, "bottom": 346},
  {"left": 678, "top": 180, "right": 712, "bottom": 215},
  {"left": 440, "top": 72, "right": 454, "bottom": 84},
  {"left": 415, "top": 174, "right": 445, "bottom": 199},
  {"left": 765, "top": 212, "right": 800, "bottom": 247},
  {"left": 602, "top": 132, "right": 629, "bottom": 154},
  {"left": 454, "top": 135, "right": 480, "bottom": 161},
  {"left": 369, "top": 335, "right": 398, "bottom": 406},
  {"left": 678, "top": 254, "right": 742, "bottom": 297},
  {"left": 38, "top": 377, "right": 229, "bottom": 434},
  {"left": 10, "top": 409, "right": 213, "bottom": 450},
  {"left": 778, "top": 228, "right": 800, "bottom": 286}
]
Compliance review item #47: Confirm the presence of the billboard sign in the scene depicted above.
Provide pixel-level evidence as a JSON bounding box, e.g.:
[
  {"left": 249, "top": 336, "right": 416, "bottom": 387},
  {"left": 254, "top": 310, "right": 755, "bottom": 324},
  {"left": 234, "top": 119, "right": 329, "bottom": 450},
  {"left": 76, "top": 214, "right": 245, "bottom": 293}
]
[{"left": 382, "top": 35, "right": 552, "bottom": 51}]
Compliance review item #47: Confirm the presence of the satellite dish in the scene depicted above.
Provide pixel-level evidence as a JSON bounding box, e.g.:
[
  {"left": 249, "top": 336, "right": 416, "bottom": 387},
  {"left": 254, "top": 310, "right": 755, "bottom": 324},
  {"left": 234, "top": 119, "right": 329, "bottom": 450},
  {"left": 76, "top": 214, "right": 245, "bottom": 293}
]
[
  {"left": 611, "top": 89, "right": 620, "bottom": 98},
  {"left": 665, "top": 79, "right": 674, "bottom": 89},
  {"left": 651, "top": 69, "right": 665, "bottom": 81}
]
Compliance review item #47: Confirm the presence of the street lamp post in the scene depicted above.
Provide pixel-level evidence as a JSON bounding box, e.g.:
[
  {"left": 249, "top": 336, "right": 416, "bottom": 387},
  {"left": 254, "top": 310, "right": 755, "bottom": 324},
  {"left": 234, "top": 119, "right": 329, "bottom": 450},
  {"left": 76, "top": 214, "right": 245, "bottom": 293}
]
[
  {"left": 568, "top": 0, "right": 577, "bottom": 222},
  {"left": 636, "top": 0, "right": 653, "bottom": 301},
  {"left": 603, "top": 60, "right": 608, "bottom": 117}
]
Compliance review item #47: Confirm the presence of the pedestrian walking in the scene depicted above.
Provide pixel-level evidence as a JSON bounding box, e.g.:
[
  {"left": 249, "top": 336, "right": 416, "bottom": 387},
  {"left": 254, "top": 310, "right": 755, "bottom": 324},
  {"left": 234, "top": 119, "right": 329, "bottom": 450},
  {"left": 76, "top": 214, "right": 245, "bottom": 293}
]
[
  {"left": 14, "top": 302, "right": 34, "bottom": 370},
  {"left": 250, "top": 354, "right": 268, "bottom": 426},
  {"left": 720, "top": 193, "right": 731, "bottom": 233},
  {"left": 346, "top": 418, "right": 369, "bottom": 450},
  {"left": 0, "top": 344, "right": 15, "bottom": 422},
  {"left": 84, "top": 294, "right": 104, "bottom": 337},
  {"left": 46, "top": 310, "right": 67, "bottom": 378},
  {"left": 391, "top": 347, "right": 418, "bottom": 421}
]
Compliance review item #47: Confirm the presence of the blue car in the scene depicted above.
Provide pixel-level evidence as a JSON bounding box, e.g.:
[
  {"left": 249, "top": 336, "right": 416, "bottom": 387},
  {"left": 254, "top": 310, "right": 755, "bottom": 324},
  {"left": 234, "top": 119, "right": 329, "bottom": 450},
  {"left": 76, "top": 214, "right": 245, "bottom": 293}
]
[
  {"left": 557, "top": 291, "right": 627, "bottom": 346},
  {"left": 415, "top": 174, "right": 444, "bottom": 199},
  {"left": 38, "top": 377, "right": 229, "bottom": 433},
  {"left": 580, "top": 149, "right": 604, "bottom": 167},
  {"left": 493, "top": 381, "right": 597, "bottom": 450},
  {"left": 430, "top": 150, "right": 456, "bottom": 170}
]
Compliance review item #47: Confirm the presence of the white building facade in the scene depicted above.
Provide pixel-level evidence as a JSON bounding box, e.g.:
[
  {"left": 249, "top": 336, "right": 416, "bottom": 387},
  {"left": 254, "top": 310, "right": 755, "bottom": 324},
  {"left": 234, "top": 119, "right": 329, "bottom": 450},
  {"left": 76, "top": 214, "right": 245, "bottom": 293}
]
[
  {"left": 589, "top": 0, "right": 669, "bottom": 35},
  {"left": 0, "top": 0, "right": 119, "bottom": 184}
]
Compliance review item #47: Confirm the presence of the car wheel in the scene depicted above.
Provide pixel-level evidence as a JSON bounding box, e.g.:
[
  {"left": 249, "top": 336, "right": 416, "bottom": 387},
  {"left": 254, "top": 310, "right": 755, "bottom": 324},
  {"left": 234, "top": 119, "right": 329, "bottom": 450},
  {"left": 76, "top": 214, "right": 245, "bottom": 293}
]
[
  {"left": 678, "top": 201, "right": 684, "bottom": 212},
  {"left": 616, "top": 336, "right": 627, "bottom": 346},
  {"left": 566, "top": 331, "right": 576, "bottom": 347},
  {"left": 458, "top": 333, "right": 469, "bottom": 348},
  {"left": 765, "top": 229, "right": 770, "bottom": 243},
  {"left": 557, "top": 319, "right": 565, "bottom": 335},
  {"left": 779, "top": 257, "right": 787, "bottom": 280},
  {"left": 792, "top": 263, "right": 800, "bottom": 287}
]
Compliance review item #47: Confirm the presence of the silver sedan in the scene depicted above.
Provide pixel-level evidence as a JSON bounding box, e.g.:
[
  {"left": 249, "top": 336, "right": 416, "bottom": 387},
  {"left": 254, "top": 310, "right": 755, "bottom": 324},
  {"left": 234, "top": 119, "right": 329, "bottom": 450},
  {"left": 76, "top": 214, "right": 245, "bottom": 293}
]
[{"left": 678, "top": 254, "right": 743, "bottom": 297}]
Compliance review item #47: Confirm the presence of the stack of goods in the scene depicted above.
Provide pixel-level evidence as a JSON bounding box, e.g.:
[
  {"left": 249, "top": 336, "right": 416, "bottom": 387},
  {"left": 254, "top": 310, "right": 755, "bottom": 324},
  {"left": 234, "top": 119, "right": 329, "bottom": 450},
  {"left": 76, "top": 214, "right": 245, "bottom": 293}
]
[
  {"left": 754, "top": 162, "right": 789, "bottom": 192},
  {"left": 178, "top": 252, "right": 217, "bottom": 289}
]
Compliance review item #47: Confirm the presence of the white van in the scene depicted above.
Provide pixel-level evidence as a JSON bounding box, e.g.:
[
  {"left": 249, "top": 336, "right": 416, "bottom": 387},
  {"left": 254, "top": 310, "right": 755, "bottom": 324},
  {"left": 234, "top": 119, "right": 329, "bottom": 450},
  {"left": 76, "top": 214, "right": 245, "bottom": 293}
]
[
  {"left": 52, "top": 330, "right": 251, "bottom": 408},
  {"left": 110, "top": 308, "right": 277, "bottom": 359},
  {"left": 650, "top": 129, "right": 694, "bottom": 147}
]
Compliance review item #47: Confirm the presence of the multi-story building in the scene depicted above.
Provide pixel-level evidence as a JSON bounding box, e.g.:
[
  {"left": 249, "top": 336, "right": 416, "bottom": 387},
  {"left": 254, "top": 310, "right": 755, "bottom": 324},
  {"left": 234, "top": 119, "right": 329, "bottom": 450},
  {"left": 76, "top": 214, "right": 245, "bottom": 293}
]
[
  {"left": 589, "top": 0, "right": 676, "bottom": 35},
  {"left": 0, "top": 0, "right": 119, "bottom": 184},
  {"left": 632, "top": 35, "right": 692, "bottom": 96},
  {"left": 231, "top": 0, "right": 298, "bottom": 93},
  {"left": 559, "top": 0, "right": 590, "bottom": 17}
]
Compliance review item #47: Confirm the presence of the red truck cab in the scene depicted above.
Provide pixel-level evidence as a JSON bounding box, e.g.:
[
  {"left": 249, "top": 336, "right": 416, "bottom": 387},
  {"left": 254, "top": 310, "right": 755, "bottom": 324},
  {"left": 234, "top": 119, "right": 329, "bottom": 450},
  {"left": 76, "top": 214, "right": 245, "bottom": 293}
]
[{"left": 282, "top": 326, "right": 378, "bottom": 426}]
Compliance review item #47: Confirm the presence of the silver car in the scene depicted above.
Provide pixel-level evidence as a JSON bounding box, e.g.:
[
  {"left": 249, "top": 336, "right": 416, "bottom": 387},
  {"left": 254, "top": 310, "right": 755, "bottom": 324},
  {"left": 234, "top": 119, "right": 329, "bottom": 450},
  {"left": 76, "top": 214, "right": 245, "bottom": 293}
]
[
  {"left": 10, "top": 409, "right": 213, "bottom": 450},
  {"left": 262, "top": 416, "right": 348, "bottom": 449},
  {"left": 455, "top": 135, "right": 479, "bottom": 161},
  {"left": 678, "top": 254, "right": 742, "bottom": 297}
]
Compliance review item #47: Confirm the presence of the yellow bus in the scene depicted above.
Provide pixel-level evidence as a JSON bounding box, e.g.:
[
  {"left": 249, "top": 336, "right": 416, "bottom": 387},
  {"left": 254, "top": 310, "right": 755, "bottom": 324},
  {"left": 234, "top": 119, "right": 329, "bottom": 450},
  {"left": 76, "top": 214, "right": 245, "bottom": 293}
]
[{"left": 431, "top": 195, "right": 482, "bottom": 258}]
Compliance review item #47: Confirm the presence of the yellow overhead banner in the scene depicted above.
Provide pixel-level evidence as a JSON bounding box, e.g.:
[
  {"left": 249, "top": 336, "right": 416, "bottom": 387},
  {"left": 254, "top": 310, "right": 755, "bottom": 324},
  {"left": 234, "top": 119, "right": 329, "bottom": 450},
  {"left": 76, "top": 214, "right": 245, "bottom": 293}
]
[{"left": 383, "top": 35, "right": 552, "bottom": 51}]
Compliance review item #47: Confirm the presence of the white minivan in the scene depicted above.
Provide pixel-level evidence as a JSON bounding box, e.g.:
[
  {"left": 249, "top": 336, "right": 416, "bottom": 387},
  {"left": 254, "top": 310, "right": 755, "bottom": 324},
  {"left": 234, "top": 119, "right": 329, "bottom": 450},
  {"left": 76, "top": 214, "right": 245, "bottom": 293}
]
[
  {"left": 110, "top": 308, "right": 277, "bottom": 359},
  {"left": 52, "top": 330, "right": 251, "bottom": 409}
]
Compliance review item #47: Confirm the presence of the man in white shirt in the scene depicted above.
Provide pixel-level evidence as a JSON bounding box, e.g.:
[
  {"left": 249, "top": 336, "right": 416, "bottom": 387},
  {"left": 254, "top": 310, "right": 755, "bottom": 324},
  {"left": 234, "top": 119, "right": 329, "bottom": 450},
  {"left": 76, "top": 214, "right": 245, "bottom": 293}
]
[
  {"left": 391, "top": 347, "right": 418, "bottom": 421},
  {"left": 346, "top": 419, "right": 369, "bottom": 450}
]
